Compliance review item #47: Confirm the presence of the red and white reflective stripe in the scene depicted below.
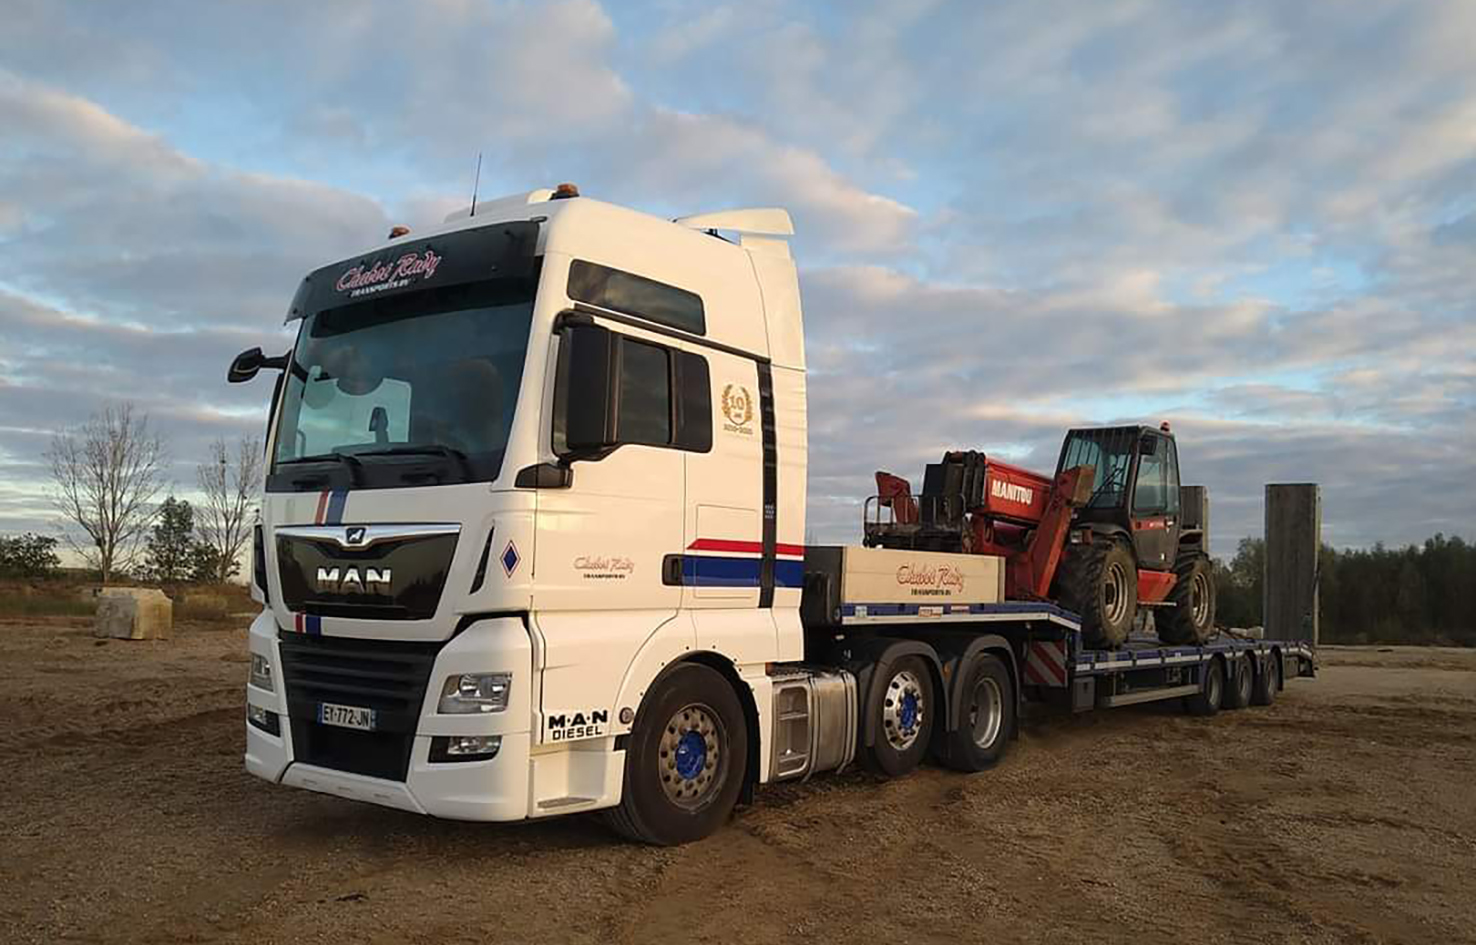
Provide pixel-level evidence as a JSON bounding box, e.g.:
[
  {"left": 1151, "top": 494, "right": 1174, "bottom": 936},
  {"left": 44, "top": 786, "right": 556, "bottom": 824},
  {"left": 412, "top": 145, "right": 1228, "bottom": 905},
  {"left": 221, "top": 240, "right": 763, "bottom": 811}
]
[
  {"left": 314, "top": 489, "right": 331, "bottom": 525},
  {"left": 1024, "top": 639, "right": 1069, "bottom": 687},
  {"left": 685, "top": 538, "right": 806, "bottom": 558}
]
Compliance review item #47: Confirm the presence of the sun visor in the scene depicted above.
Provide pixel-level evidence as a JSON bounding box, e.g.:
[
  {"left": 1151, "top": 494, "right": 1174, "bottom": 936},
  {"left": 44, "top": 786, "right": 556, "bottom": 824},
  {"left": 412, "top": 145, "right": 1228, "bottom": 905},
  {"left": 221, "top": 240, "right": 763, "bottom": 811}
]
[{"left": 285, "top": 220, "right": 540, "bottom": 322}]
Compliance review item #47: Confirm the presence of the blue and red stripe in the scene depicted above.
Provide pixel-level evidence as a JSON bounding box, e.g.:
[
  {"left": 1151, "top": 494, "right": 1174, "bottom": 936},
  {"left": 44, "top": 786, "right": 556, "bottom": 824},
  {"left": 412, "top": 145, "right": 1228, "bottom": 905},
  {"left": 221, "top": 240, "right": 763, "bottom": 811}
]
[{"left": 314, "top": 488, "right": 349, "bottom": 525}]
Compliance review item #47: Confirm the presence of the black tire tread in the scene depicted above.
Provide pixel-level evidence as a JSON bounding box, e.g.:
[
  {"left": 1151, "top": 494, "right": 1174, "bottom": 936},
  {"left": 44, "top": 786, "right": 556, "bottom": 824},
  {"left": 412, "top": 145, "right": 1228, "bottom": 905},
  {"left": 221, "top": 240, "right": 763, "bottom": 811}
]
[
  {"left": 1161, "top": 553, "right": 1215, "bottom": 645},
  {"left": 1054, "top": 539, "right": 1136, "bottom": 648}
]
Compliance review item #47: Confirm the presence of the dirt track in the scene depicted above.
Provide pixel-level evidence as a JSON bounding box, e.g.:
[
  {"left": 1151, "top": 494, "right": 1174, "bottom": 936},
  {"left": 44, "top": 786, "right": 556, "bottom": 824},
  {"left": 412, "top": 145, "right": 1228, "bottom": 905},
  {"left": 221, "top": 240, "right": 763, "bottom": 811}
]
[{"left": 2, "top": 618, "right": 1473, "bottom": 945}]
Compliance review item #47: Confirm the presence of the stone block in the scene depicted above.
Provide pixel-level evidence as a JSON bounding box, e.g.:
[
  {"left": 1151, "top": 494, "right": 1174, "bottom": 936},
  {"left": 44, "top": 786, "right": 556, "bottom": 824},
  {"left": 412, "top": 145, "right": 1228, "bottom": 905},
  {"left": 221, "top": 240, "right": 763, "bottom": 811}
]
[{"left": 94, "top": 587, "right": 173, "bottom": 640}]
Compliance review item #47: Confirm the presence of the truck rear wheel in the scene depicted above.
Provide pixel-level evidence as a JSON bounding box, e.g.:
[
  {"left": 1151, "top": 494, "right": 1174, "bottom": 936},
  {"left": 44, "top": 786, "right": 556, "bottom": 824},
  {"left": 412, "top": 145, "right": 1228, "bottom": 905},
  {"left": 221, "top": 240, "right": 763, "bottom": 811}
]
[
  {"left": 1054, "top": 538, "right": 1136, "bottom": 648},
  {"left": 606, "top": 663, "right": 747, "bottom": 846},
  {"left": 1160, "top": 554, "right": 1215, "bottom": 645},
  {"left": 1184, "top": 657, "right": 1224, "bottom": 716},
  {"left": 862, "top": 655, "right": 935, "bottom": 777},
  {"left": 943, "top": 653, "right": 1014, "bottom": 772},
  {"left": 1223, "top": 655, "right": 1253, "bottom": 710},
  {"left": 1251, "top": 651, "right": 1280, "bottom": 706}
]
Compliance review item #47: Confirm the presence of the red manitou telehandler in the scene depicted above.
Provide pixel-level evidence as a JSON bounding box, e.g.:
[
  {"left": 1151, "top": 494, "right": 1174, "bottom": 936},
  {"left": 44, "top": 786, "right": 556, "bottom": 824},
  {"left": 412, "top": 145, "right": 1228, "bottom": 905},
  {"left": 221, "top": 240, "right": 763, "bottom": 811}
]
[{"left": 865, "top": 423, "right": 1215, "bottom": 649}]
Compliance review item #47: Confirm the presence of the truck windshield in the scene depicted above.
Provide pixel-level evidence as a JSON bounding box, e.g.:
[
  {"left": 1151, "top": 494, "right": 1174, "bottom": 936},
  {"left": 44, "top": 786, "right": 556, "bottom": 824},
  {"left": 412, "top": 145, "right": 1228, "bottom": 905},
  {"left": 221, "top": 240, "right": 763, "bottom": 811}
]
[
  {"left": 1058, "top": 429, "right": 1136, "bottom": 509},
  {"left": 269, "top": 280, "right": 534, "bottom": 490}
]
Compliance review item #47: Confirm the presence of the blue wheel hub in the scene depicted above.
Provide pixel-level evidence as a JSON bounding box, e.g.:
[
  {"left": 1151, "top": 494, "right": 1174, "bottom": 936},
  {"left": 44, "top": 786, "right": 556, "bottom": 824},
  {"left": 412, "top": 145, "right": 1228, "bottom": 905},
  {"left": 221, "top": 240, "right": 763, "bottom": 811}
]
[
  {"left": 674, "top": 729, "right": 707, "bottom": 780},
  {"left": 882, "top": 669, "right": 926, "bottom": 751},
  {"left": 899, "top": 692, "right": 919, "bottom": 733}
]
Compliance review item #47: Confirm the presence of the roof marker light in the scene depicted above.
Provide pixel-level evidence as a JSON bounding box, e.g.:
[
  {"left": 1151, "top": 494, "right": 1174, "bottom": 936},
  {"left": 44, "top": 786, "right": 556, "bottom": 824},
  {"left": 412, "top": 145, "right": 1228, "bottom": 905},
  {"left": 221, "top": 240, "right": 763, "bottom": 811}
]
[
  {"left": 551, "top": 182, "right": 580, "bottom": 199},
  {"left": 388, "top": 225, "right": 411, "bottom": 239},
  {"left": 1160, "top": 421, "right": 1172, "bottom": 433}
]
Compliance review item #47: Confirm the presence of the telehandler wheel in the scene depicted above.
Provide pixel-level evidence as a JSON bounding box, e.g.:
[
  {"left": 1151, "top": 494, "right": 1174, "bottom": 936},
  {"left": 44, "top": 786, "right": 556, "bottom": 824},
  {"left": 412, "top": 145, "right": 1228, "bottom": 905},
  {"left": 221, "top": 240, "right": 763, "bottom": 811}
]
[
  {"left": 1223, "top": 655, "right": 1253, "bottom": 710},
  {"left": 943, "top": 653, "right": 1014, "bottom": 772},
  {"left": 862, "top": 655, "right": 935, "bottom": 777},
  {"left": 1160, "top": 554, "right": 1215, "bottom": 645},
  {"left": 1184, "top": 656, "right": 1225, "bottom": 717},
  {"left": 1251, "top": 651, "right": 1280, "bottom": 707},
  {"left": 1054, "top": 538, "right": 1137, "bottom": 648},
  {"left": 605, "top": 663, "right": 747, "bottom": 846}
]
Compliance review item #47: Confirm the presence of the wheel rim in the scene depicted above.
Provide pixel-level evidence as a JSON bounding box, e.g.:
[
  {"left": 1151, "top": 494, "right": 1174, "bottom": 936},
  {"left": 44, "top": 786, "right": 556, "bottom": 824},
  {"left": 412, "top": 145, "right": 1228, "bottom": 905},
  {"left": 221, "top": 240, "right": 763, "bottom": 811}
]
[
  {"left": 659, "top": 703, "right": 724, "bottom": 809},
  {"left": 1238, "top": 661, "right": 1252, "bottom": 700},
  {"left": 1207, "top": 664, "right": 1222, "bottom": 704},
  {"left": 968, "top": 676, "right": 1004, "bottom": 750},
  {"left": 883, "top": 669, "right": 926, "bottom": 752},
  {"left": 1191, "top": 570, "right": 1211, "bottom": 626},
  {"left": 1104, "top": 560, "right": 1130, "bottom": 626}
]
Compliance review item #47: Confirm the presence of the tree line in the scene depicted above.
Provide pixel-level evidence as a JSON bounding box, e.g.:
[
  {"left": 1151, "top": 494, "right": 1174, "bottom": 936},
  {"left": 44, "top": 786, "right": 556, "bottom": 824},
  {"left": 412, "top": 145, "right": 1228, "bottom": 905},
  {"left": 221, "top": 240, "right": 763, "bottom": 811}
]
[
  {"left": 1215, "top": 534, "right": 1476, "bottom": 646},
  {"left": 0, "top": 402, "right": 262, "bottom": 585}
]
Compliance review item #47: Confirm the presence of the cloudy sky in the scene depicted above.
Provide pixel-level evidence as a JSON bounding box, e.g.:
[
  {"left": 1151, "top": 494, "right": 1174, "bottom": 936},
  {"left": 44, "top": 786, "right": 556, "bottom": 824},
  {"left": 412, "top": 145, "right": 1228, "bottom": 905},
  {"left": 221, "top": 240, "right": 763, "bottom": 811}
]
[{"left": 2, "top": 0, "right": 1473, "bottom": 557}]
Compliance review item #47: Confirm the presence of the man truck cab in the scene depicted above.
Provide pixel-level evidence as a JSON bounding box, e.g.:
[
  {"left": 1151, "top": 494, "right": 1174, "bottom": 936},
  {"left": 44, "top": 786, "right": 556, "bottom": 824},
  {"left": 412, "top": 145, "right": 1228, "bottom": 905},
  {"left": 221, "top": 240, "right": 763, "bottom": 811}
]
[{"left": 238, "top": 187, "right": 813, "bottom": 841}]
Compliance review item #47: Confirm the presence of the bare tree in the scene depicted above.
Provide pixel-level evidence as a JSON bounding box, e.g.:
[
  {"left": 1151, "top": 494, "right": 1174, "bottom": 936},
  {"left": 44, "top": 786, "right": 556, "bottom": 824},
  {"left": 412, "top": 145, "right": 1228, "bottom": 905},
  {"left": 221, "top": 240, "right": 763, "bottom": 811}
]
[
  {"left": 46, "top": 403, "right": 168, "bottom": 584},
  {"left": 195, "top": 435, "right": 263, "bottom": 583}
]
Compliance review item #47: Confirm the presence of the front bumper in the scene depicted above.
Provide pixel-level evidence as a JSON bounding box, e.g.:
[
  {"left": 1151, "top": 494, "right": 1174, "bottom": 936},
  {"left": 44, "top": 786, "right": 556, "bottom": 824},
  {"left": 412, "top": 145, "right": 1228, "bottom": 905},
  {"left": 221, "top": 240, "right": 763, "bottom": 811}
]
[{"left": 244, "top": 611, "right": 537, "bottom": 821}]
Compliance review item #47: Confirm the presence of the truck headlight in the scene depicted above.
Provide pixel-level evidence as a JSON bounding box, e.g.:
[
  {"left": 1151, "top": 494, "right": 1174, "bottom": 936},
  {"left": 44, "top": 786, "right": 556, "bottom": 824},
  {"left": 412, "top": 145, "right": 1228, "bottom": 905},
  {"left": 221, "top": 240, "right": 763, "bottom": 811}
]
[
  {"left": 438, "top": 672, "right": 512, "bottom": 714},
  {"left": 249, "top": 652, "right": 274, "bottom": 692}
]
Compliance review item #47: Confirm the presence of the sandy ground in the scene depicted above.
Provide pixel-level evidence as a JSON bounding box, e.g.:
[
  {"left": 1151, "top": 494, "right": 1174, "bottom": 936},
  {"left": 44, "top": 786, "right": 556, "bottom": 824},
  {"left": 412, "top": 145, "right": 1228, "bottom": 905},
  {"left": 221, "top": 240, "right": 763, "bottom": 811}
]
[{"left": 2, "top": 617, "right": 1473, "bottom": 945}]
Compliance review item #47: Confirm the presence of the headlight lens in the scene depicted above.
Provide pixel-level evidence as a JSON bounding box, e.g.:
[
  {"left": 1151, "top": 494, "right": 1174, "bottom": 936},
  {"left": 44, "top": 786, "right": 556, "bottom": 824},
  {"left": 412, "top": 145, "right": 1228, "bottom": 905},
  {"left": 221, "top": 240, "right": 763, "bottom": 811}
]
[
  {"left": 249, "top": 652, "right": 274, "bottom": 692},
  {"left": 438, "top": 672, "right": 512, "bottom": 714}
]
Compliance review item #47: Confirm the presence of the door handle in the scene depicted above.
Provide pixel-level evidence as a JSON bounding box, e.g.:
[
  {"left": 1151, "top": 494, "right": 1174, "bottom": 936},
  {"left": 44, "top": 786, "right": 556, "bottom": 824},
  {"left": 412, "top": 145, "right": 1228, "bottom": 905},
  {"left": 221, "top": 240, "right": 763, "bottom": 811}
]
[{"left": 662, "top": 554, "right": 686, "bottom": 586}]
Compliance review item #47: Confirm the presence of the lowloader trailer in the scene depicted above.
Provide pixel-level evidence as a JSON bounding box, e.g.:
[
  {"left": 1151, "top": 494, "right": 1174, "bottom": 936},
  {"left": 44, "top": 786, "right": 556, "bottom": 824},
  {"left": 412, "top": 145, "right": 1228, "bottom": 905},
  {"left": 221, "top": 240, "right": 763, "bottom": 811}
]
[{"left": 230, "top": 185, "right": 1315, "bottom": 844}]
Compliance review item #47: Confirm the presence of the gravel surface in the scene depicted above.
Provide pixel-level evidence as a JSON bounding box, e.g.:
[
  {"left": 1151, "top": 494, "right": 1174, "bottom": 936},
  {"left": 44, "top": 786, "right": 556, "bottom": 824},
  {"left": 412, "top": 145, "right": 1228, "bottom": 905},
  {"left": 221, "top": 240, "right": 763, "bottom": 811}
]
[{"left": 3, "top": 617, "right": 1473, "bottom": 945}]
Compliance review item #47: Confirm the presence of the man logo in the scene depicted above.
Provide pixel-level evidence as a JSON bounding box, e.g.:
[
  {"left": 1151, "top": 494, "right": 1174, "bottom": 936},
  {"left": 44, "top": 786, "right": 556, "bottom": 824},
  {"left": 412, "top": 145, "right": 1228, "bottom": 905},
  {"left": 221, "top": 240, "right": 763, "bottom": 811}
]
[
  {"left": 315, "top": 566, "right": 392, "bottom": 594},
  {"left": 344, "top": 526, "right": 368, "bottom": 546}
]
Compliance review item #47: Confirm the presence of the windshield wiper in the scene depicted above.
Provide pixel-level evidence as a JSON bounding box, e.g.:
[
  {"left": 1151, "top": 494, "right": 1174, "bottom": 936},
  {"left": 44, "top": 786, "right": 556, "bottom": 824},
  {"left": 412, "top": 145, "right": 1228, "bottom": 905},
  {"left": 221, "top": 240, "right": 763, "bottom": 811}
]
[
  {"left": 353, "top": 445, "right": 475, "bottom": 480},
  {"left": 278, "top": 451, "right": 364, "bottom": 487}
]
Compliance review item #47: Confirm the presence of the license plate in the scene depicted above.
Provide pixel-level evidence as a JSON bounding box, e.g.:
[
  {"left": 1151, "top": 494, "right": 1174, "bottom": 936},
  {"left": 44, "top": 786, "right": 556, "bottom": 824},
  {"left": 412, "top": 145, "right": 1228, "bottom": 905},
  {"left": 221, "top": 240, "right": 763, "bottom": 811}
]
[{"left": 318, "top": 702, "right": 376, "bottom": 731}]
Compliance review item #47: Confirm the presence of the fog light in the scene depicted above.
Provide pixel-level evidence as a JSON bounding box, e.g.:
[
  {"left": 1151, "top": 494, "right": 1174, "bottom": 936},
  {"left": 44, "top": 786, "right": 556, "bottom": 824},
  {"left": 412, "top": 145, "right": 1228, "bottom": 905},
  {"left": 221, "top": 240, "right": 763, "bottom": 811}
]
[
  {"left": 247, "top": 704, "right": 280, "bottom": 736},
  {"left": 249, "top": 652, "right": 274, "bottom": 692},
  {"left": 430, "top": 735, "right": 502, "bottom": 762},
  {"left": 438, "top": 672, "right": 511, "bottom": 714}
]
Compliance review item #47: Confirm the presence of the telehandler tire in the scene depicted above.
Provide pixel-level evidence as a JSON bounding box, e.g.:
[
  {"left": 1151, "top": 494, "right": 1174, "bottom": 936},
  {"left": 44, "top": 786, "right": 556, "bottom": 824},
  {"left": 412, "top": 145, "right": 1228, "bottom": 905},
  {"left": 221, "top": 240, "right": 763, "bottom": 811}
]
[
  {"left": 1054, "top": 538, "right": 1136, "bottom": 649},
  {"left": 1160, "top": 554, "right": 1215, "bottom": 645}
]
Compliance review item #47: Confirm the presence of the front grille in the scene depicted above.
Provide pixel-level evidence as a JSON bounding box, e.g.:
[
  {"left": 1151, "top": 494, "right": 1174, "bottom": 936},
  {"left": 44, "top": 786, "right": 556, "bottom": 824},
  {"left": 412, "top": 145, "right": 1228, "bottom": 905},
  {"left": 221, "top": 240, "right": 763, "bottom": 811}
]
[
  {"left": 278, "top": 630, "right": 444, "bottom": 781},
  {"left": 277, "top": 531, "right": 458, "bottom": 620}
]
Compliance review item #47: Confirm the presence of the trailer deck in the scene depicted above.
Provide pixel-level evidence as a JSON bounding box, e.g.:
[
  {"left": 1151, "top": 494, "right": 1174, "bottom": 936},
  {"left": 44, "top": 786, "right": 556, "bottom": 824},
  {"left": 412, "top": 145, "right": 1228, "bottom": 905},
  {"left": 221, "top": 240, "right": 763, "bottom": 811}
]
[{"left": 830, "top": 598, "right": 1315, "bottom": 713}]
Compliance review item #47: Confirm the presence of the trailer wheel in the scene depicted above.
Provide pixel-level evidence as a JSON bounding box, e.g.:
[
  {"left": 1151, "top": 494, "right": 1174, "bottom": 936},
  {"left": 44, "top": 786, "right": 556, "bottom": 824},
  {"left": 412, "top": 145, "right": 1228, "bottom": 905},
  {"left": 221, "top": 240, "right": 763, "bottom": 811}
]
[
  {"left": 1160, "top": 554, "right": 1215, "bottom": 645},
  {"left": 943, "top": 654, "right": 1014, "bottom": 772},
  {"left": 863, "top": 655, "right": 935, "bottom": 777},
  {"left": 1251, "top": 651, "right": 1280, "bottom": 707},
  {"left": 1055, "top": 538, "right": 1137, "bottom": 648},
  {"left": 605, "top": 663, "right": 747, "bottom": 846},
  {"left": 1184, "top": 657, "right": 1225, "bottom": 716},
  {"left": 1223, "top": 655, "right": 1253, "bottom": 710}
]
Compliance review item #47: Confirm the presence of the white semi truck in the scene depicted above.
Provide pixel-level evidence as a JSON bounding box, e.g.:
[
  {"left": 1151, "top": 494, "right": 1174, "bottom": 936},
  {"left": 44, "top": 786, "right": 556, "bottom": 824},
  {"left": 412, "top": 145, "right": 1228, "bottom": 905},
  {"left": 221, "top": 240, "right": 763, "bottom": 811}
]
[{"left": 233, "top": 185, "right": 1314, "bottom": 844}]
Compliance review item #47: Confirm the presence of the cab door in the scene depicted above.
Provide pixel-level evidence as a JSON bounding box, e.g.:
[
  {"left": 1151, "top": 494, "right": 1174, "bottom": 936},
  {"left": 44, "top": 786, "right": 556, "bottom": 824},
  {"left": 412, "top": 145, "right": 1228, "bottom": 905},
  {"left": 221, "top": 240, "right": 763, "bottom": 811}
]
[
  {"left": 532, "top": 331, "right": 685, "bottom": 613},
  {"left": 1131, "top": 433, "right": 1180, "bottom": 572}
]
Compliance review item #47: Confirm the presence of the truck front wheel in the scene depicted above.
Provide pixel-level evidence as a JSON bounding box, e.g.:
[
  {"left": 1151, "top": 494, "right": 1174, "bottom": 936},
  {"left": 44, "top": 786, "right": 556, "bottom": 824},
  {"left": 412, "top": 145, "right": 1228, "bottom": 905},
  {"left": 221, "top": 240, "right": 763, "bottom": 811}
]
[{"left": 606, "top": 663, "right": 748, "bottom": 846}]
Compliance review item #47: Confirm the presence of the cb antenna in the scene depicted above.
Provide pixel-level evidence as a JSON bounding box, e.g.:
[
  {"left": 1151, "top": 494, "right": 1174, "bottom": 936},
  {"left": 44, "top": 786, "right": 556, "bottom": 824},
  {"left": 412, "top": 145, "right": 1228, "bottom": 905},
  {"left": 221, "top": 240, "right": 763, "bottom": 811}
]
[{"left": 469, "top": 151, "right": 483, "bottom": 217}]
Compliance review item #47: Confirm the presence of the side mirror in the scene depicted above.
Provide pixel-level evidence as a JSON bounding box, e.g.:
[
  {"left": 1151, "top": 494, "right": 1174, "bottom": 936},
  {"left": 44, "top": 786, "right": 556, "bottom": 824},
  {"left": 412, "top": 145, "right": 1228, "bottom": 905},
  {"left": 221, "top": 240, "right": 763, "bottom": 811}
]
[
  {"left": 554, "top": 322, "right": 618, "bottom": 458},
  {"left": 228, "top": 347, "right": 287, "bottom": 384}
]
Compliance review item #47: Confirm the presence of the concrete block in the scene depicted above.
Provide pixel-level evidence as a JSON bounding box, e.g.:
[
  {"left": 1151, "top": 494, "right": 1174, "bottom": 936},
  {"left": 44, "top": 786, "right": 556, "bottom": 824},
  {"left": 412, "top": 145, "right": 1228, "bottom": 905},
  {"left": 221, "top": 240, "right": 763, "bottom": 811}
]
[{"left": 94, "top": 587, "right": 173, "bottom": 640}]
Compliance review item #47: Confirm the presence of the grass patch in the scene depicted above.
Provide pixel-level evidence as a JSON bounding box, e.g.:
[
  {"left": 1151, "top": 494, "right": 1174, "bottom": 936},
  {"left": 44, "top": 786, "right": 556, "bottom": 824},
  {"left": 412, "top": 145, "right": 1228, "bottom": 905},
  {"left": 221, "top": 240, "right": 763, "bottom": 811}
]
[{"left": 0, "top": 594, "right": 96, "bottom": 618}]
